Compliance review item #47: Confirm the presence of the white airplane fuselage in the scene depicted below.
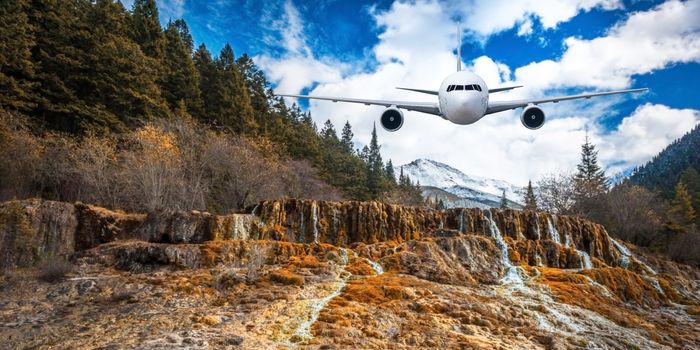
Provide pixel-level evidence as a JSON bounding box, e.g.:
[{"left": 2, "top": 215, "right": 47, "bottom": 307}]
[{"left": 438, "top": 71, "right": 489, "bottom": 125}]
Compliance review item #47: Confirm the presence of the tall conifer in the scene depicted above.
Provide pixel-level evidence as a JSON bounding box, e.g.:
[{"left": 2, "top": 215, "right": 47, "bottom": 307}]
[{"left": 524, "top": 180, "right": 538, "bottom": 211}]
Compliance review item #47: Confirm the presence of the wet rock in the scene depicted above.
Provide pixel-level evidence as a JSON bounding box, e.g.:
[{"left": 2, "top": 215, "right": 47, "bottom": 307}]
[{"left": 225, "top": 335, "right": 244, "bottom": 346}]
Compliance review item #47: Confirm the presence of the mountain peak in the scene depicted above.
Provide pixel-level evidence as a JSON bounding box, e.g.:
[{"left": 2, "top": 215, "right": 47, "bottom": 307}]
[{"left": 396, "top": 158, "right": 524, "bottom": 208}]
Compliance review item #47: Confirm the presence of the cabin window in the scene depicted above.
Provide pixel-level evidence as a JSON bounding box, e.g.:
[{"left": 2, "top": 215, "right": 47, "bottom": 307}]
[
  {"left": 455, "top": 85, "right": 464, "bottom": 91},
  {"left": 474, "top": 85, "right": 482, "bottom": 92},
  {"left": 447, "top": 85, "right": 454, "bottom": 92},
  {"left": 465, "top": 85, "right": 474, "bottom": 90}
]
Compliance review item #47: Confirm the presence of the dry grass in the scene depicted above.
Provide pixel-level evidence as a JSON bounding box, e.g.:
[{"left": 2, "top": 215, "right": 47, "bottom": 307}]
[{"left": 37, "top": 257, "right": 73, "bottom": 283}]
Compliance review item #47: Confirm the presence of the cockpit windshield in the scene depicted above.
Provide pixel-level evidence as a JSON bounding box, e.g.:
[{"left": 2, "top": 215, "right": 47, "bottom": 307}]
[{"left": 447, "top": 84, "right": 482, "bottom": 92}]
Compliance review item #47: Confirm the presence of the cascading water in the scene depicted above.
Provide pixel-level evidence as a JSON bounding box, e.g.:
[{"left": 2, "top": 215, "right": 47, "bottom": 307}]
[
  {"left": 459, "top": 209, "right": 465, "bottom": 233},
  {"left": 547, "top": 217, "right": 561, "bottom": 244},
  {"left": 610, "top": 237, "right": 657, "bottom": 274},
  {"left": 364, "top": 258, "right": 384, "bottom": 275},
  {"left": 578, "top": 250, "right": 593, "bottom": 269},
  {"left": 483, "top": 210, "right": 522, "bottom": 284},
  {"left": 311, "top": 202, "right": 319, "bottom": 244},
  {"left": 291, "top": 247, "right": 351, "bottom": 342},
  {"left": 534, "top": 215, "right": 542, "bottom": 240},
  {"left": 251, "top": 203, "right": 260, "bottom": 216},
  {"left": 610, "top": 238, "right": 631, "bottom": 268}
]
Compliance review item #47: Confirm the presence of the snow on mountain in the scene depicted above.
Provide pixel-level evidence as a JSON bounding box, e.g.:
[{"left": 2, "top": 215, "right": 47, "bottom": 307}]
[{"left": 396, "top": 159, "right": 525, "bottom": 209}]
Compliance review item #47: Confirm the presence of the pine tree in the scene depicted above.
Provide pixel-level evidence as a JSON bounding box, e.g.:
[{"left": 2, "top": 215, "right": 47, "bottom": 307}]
[
  {"left": 237, "top": 54, "right": 270, "bottom": 131},
  {"left": 669, "top": 181, "right": 697, "bottom": 227},
  {"left": 523, "top": 180, "right": 538, "bottom": 211},
  {"left": 574, "top": 133, "right": 608, "bottom": 217},
  {"left": 193, "top": 43, "right": 216, "bottom": 123},
  {"left": 385, "top": 160, "right": 396, "bottom": 185},
  {"left": 500, "top": 189, "right": 508, "bottom": 209},
  {"left": 574, "top": 134, "right": 608, "bottom": 199},
  {"left": 341, "top": 121, "right": 354, "bottom": 152},
  {"left": 679, "top": 167, "right": 700, "bottom": 225},
  {"left": 320, "top": 119, "right": 337, "bottom": 141},
  {"left": 162, "top": 21, "right": 203, "bottom": 117},
  {"left": 217, "top": 44, "right": 256, "bottom": 133},
  {"left": 172, "top": 19, "right": 193, "bottom": 53},
  {"left": 0, "top": 0, "right": 37, "bottom": 112},
  {"left": 366, "top": 123, "right": 384, "bottom": 199},
  {"left": 130, "top": 0, "right": 164, "bottom": 59}
]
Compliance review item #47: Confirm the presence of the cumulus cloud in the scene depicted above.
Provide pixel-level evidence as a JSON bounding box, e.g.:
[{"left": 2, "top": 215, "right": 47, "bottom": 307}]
[
  {"left": 453, "top": 0, "right": 622, "bottom": 38},
  {"left": 265, "top": 0, "right": 699, "bottom": 186},
  {"left": 515, "top": 0, "right": 700, "bottom": 90}
]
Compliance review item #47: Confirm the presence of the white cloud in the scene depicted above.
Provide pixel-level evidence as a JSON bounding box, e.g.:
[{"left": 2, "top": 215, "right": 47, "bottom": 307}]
[
  {"left": 454, "top": 0, "right": 622, "bottom": 38},
  {"left": 265, "top": 0, "right": 699, "bottom": 187},
  {"left": 600, "top": 104, "right": 700, "bottom": 174},
  {"left": 514, "top": 0, "right": 700, "bottom": 90},
  {"left": 254, "top": 0, "right": 345, "bottom": 97}
]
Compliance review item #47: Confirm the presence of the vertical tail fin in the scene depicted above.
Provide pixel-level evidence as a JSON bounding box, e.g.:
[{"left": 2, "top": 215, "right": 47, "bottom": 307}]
[{"left": 456, "top": 23, "right": 462, "bottom": 72}]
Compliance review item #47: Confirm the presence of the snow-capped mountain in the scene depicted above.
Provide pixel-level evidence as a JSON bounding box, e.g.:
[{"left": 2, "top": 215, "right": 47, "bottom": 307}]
[{"left": 396, "top": 159, "right": 525, "bottom": 209}]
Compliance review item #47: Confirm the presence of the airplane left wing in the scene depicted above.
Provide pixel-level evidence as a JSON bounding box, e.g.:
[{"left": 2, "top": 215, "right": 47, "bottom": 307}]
[
  {"left": 485, "top": 88, "right": 648, "bottom": 115},
  {"left": 279, "top": 94, "right": 442, "bottom": 116}
]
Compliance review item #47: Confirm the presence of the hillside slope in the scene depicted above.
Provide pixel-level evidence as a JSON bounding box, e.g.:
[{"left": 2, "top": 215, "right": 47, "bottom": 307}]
[
  {"left": 630, "top": 124, "right": 700, "bottom": 196},
  {"left": 1, "top": 199, "right": 698, "bottom": 349}
]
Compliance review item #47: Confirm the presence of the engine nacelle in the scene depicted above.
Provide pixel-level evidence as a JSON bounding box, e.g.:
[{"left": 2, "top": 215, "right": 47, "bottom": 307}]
[
  {"left": 380, "top": 107, "right": 404, "bottom": 132},
  {"left": 520, "top": 105, "right": 545, "bottom": 130}
]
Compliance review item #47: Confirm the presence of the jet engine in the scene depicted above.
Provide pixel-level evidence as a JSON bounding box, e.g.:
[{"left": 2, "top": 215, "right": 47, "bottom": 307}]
[
  {"left": 520, "top": 105, "right": 545, "bottom": 130},
  {"left": 380, "top": 107, "right": 404, "bottom": 132}
]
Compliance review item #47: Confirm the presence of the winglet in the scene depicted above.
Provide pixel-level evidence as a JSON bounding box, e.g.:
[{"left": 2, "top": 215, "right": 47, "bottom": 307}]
[{"left": 457, "top": 22, "right": 462, "bottom": 72}]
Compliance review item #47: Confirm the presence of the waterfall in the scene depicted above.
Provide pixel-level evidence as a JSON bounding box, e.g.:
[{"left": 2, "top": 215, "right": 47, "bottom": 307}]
[
  {"left": 534, "top": 215, "right": 541, "bottom": 240},
  {"left": 483, "top": 210, "right": 522, "bottom": 284},
  {"left": 459, "top": 209, "right": 464, "bottom": 233},
  {"left": 610, "top": 238, "right": 631, "bottom": 268},
  {"left": 311, "top": 202, "right": 319, "bottom": 244},
  {"left": 610, "top": 237, "right": 657, "bottom": 274},
  {"left": 578, "top": 250, "right": 593, "bottom": 269},
  {"left": 251, "top": 203, "right": 260, "bottom": 216},
  {"left": 565, "top": 233, "right": 573, "bottom": 248},
  {"left": 547, "top": 217, "right": 561, "bottom": 244},
  {"left": 364, "top": 258, "right": 384, "bottom": 275}
]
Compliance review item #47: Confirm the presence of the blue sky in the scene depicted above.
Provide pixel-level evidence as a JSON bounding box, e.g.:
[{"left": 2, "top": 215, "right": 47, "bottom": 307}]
[{"left": 130, "top": 0, "right": 700, "bottom": 185}]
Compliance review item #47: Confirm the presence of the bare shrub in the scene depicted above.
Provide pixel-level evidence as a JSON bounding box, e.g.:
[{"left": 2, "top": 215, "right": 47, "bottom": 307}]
[
  {"left": 281, "top": 159, "right": 343, "bottom": 201},
  {"left": 120, "top": 125, "right": 185, "bottom": 212},
  {"left": 536, "top": 171, "right": 577, "bottom": 214},
  {"left": 600, "top": 182, "right": 666, "bottom": 246},
  {"left": 37, "top": 256, "right": 73, "bottom": 283},
  {"left": 667, "top": 229, "right": 700, "bottom": 267},
  {"left": 0, "top": 111, "right": 42, "bottom": 201}
]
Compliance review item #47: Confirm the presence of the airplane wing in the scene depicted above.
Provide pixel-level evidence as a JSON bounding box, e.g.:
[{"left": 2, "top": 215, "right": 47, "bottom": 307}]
[
  {"left": 489, "top": 86, "right": 523, "bottom": 93},
  {"left": 279, "top": 94, "right": 442, "bottom": 116},
  {"left": 485, "top": 88, "right": 648, "bottom": 115}
]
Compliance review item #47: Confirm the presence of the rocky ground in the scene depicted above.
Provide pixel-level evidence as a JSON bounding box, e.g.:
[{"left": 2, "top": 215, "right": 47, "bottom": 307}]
[{"left": 0, "top": 199, "right": 699, "bottom": 349}]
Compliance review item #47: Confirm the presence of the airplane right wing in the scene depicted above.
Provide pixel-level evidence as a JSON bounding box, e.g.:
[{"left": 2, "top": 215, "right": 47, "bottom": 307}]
[
  {"left": 279, "top": 94, "right": 442, "bottom": 116},
  {"left": 485, "top": 88, "right": 648, "bottom": 115}
]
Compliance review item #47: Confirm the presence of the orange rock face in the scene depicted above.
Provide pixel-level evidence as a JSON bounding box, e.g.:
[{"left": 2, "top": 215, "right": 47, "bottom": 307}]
[{"left": 1, "top": 198, "right": 699, "bottom": 349}]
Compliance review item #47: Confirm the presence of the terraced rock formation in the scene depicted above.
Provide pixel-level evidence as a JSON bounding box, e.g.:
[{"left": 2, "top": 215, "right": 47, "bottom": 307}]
[{"left": 0, "top": 198, "right": 698, "bottom": 349}]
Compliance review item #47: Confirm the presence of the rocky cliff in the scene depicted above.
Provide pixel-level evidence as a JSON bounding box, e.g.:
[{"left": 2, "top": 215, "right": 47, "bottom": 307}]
[{"left": 1, "top": 198, "right": 699, "bottom": 349}]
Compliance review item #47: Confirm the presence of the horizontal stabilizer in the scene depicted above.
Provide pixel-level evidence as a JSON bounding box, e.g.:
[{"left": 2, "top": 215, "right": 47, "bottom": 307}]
[
  {"left": 396, "top": 87, "right": 439, "bottom": 95},
  {"left": 489, "top": 86, "right": 523, "bottom": 93}
]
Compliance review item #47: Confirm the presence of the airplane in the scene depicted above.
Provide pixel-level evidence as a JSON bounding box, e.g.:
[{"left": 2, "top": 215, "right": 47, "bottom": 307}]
[{"left": 279, "top": 28, "right": 648, "bottom": 132}]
